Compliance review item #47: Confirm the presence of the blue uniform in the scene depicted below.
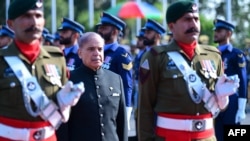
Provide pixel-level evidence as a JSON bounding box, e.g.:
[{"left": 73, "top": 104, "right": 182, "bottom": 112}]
[
  {"left": 132, "top": 47, "right": 150, "bottom": 108},
  {"left": 63, "top": 44, "right": 82, "bottom": 71},
  {"left": 102, "top": 42, "right": 133, "bottom": 107},
  {"left": 215, "top": 44, "right": 248, "bottom": 141}
]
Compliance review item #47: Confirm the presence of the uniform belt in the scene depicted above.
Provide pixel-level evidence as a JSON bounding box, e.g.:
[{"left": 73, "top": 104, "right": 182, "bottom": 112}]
[
  {"left": 156, "top": 115, "right": 213, "bottom": 132},
  {"left": 0, "top": 123, "right": 54, "bottom": 141}
]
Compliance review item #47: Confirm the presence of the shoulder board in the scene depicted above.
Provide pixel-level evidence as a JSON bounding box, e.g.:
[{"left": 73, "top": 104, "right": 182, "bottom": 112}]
[
  {"left": 43, "top": 46, "right": 64, "bottom": 55},
  {"left": 201, "top": 45, "right": 220, "bottom": 54},
  {"left": 150, "top": 45, "right": 167, "bottom": 56}
]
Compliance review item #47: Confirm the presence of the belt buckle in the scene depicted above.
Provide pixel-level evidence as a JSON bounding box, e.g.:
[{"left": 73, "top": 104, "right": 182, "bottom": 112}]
[
  {"left": 192, "top": 119, "right": 206, "bottom": 131},
  {"left": 30, "top": 128, "right": 45, "bottom": 141}
]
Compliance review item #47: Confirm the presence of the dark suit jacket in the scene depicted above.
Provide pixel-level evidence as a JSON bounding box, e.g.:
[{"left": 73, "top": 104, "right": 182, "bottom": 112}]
[{"left": 57, "top": 64, "right": 128, "bottom": 141}]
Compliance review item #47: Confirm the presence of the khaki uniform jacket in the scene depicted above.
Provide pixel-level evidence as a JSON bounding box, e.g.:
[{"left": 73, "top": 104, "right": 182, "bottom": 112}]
[
  {"left": 0, "top": 43, "right": 68, "bottom": 121},
  {"left": 138, "top": 40, "right": 223, "bottom": 141}
]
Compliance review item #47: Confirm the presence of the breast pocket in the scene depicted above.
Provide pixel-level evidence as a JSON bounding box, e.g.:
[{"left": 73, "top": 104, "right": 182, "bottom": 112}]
[
  {"left": 107, "top": 91, "right": 121, "bottom": 110},
  {"left": 0, "top": 77, "right": 23, "bottom": 106}
]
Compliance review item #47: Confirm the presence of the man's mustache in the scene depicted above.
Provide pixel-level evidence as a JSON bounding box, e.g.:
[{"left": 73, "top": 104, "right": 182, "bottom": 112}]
[
  {"left": 185, "top": 28, "right": 199, "bottom": 34},
  {"left": 24, "top": 26, "right": 42, "bottom": 33}
]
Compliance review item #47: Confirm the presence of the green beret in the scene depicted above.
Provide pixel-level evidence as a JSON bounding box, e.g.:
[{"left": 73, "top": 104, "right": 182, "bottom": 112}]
[
  {"left": 8, "top": 0, "right": 43, "bottom": 20},
  {"left": 166, "top": 0, "right": 198, "bottom": 24}
]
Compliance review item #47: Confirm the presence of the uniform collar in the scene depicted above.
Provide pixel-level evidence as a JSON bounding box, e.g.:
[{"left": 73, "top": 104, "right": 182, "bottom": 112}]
[
  {"left": 1, "top": 42, "right": 51, "bottom": 62},
  {"left": 64, "top": 44, "right": 79, "bottom": 56},
  {"left": 80, "top": 63, "right": 104, "bottom": 75},
  {"left": 218, "top": 44, "right": 233, "bottom": 52},
  {"left": 104, "top": 42, "right": 119, "bottom": 51}
]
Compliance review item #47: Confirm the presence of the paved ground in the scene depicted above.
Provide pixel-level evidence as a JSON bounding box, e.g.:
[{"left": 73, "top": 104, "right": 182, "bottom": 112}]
[{"left": 128, "top": 102, "right": 250, "bottom": 140}]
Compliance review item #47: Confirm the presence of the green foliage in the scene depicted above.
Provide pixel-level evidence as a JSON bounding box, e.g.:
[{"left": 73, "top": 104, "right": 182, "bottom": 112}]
[{"left": 199, "top": 14, "right": 216, "bottom": 46}]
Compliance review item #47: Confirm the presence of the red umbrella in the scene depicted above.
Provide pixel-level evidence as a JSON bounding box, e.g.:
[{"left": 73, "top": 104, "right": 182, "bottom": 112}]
[{"left": 106, "top": 1, "right": 162, "bottom": 19}]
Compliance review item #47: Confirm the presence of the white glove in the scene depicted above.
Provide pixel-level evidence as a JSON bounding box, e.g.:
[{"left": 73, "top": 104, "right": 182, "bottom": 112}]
[
  {"left": 216, "top": 96, "right": 229, "bottom": 110},
  {"left": 215, "top": 74, "right": 239, "bottom": 98},
  {"left": 57, "top": 81, "right": 84, "bottom": 122},
  {"left": 126, "top": 107, "right": 133, "bottom": 130},
  {"left": 235, "top": 98, "right": 247, "bottom": 123}
]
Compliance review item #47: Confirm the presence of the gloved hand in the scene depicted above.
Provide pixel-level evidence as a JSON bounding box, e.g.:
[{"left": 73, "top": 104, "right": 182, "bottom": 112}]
[
  {"left": 126, "top": 107, "right": 133, "bottom": 130},
  {"left": 235, "top": 98, "right": 247, "bottom": 123},
  {"left": 57, "top": 81, "right": 84, "bottom": 122},
  {"left": 215, "top": 74, "right": 239, "bottom": 98}
]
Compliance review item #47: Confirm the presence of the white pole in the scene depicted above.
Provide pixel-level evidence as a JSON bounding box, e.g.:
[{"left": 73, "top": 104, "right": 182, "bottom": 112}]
[
  {"left": 136, "top": 0, "right": 141, "bottom": 36},
  {"left": 88, "top": 0, "right": 94, "bottom": 28},
  {"left": 226, "top": 0, "right": 232, "bottom": 22},
  {"left": 162, "top": 0, "right": 167, "bottom": 32},
  {"left": 51, "top": 0, "right": 57, "bottom": 33},
  {"left": 111, "top": 0, "right": 116, "bottom": 7},
  {"left": 6, "top": 0, "right": 10, "bottom": 21},
  {"left": 69, "top": 0, "right": 74, "bottom": 20}
]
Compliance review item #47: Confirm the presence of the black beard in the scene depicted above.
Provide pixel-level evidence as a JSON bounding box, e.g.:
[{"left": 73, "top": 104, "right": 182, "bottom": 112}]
[
  {"left": 143, "top": 37, "right": 155, "bottom": 46},
  {"left": 98, "top": 31, "right": 112, "bottom": 42},
  {"left": 60, "top": 36, "right": 72, "bottom": 45}
]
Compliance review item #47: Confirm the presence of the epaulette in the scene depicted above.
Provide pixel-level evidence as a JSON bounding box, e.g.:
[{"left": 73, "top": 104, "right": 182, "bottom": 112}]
[
  {"left": 201, "top": 44, "right": 221, "bottom": 54},
  {"left": 43, "top": 46, "right": 64, "bottom": 55},
  {"left": 150, "top": 45, "right": 167, "bottom": 56}
]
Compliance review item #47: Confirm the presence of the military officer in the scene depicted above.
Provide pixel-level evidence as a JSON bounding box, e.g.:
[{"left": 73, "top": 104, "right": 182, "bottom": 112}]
[
  {"left": 96, "top": 12, "right": 133, "bottom": 130},
  {"left": 138, "top": 1, "right": 239, "bottom": 141},
  {"left": 142, "top": 19, "right": 166, "bottom": 47},
  {"left": 0, "top": 25, "right": 14, "bottom": 49},
  {"left": 0, "top": 0, "right": 84, "bottom": 140},
  {"left": 58, "top": 18, "right": 85, "bottom": 71},
  {"left": 213, "top": 19, "right": 248, "bottom": 141}
]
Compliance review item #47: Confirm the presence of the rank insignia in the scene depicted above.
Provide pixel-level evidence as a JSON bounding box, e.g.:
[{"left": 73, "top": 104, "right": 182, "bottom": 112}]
[
  {"left": 121, "top": 53, "right": 128, "bottom": 57},
  {"left": 122, "top": 62, "right": 133, "bottom": 70},
  {"left": 238, "top": 62, "right": 246, "bottom": 68}
]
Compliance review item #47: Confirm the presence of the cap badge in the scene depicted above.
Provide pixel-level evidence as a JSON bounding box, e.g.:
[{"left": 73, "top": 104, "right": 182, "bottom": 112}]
[
  {"left": 36, "top": 0, "right": 43, "bottom": 8},
  {"left": 192, "top": 4, "right": 198, "bottom": 11}
]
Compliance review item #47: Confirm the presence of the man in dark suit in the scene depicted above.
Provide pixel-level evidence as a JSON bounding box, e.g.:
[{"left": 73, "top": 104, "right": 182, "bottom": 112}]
[
  {"left": 96, "top": 12, "right": 133, "bottom": 131},
  {"left": 58, "top": 32, "right": 128, "bottom": 141}
]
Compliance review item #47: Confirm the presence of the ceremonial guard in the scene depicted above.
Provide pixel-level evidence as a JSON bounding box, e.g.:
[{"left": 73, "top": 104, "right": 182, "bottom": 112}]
[
  {"left": 0, "top": 0, "right": 84, "bottom": 140},
  {"left": 0, "top": 25, "right": 14, "bottom": 49},
  {"left": 142, "top": 19, "right": 166, "bottom": 47},
  {"left": 138, "top": 1, "right": 239, "bottom": 141},
  {"left": 213, "top": 19, "right": 248, "bottom": 141},
  {"left": 96, "top": 12, "right": 133, "bottom": 130},
  {"left": 58, "top": 18, "right": 84, "bottom": 71}
]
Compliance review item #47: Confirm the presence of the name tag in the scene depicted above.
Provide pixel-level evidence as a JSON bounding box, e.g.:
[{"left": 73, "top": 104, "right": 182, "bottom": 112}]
[{"left": 112, "top": 93, "right": 120, "bottom": 96}]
